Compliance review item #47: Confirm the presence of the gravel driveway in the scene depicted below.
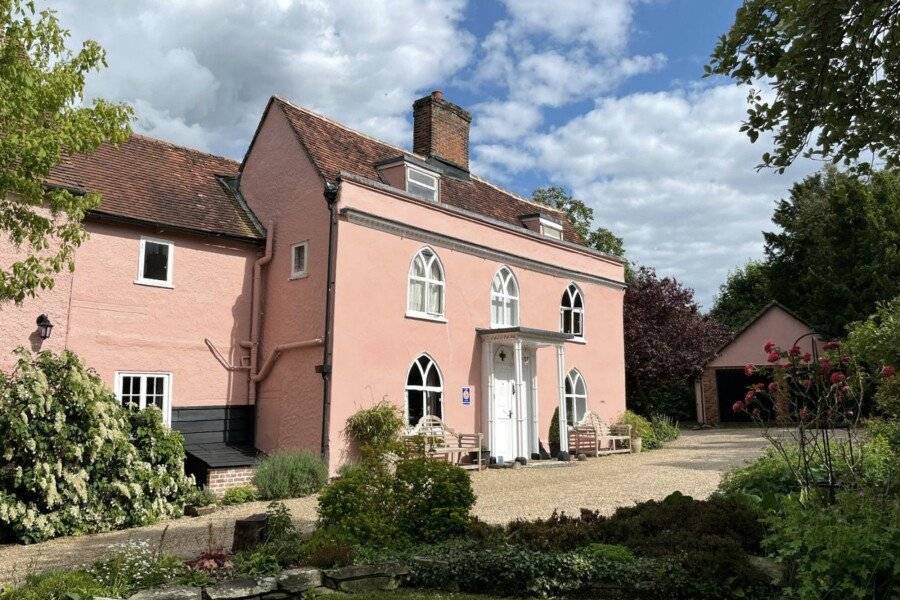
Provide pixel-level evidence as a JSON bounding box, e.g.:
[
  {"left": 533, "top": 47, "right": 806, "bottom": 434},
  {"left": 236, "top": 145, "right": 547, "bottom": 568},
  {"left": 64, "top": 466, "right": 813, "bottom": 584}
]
[{"left": 0, "top": 428, "right": 771, "bottom": 584}]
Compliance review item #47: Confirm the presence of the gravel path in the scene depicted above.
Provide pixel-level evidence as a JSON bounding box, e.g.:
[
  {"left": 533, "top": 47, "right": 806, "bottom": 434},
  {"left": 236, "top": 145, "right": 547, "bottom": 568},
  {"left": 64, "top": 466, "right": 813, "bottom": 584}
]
[{"left": 0, "top": 428, "right": 771, "bottom": 584}]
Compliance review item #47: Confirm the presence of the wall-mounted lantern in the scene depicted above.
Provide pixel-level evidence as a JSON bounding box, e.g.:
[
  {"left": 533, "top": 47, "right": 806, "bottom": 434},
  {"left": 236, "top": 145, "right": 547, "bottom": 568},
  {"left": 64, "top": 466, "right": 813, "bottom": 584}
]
[{"left": 36, "top": 314, "right": 53, "bottom": 340}]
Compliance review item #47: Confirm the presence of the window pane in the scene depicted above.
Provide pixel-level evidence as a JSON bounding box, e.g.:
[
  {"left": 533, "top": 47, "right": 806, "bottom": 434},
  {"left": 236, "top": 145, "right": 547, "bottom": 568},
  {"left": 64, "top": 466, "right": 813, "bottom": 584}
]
[
  {"left": 408, "top": 169, "right": 436, "bottom": 186},
  {"left": 491, "top": 296, "right": 503, "bottom": 325},
  {"left": 407, "top": 181, "right": 437, "bottom": 201},
  {"left": 412, "top": 255, "right": 426, "bottom": 277},
  {"left": 148, "top": 376, "right": 165, "bottom": 409},
  {"left": 573, "top": 290, "right": 583, "bottom": 308},
  {"left": 561, "top": 291, "right": 571, "bottom": 309},
  {"left": 426, "top": 391, "right": 442, "bottom": 418},
  {"left": 121, "top": 376, "right": 141, "bottom": 409},
  {"left": 576, "top": 397, "right": 586, "bottom": 422},
  {"left": 508, "top": 299, "right": 518, "bottom": 326},
  {"left": 566, "top": 398, "right": 576, "bottom": 425},
  {"left": 408, "top": 279, "right": 426, "bottom": 312},
  {"left": 407, "top": 390, "right": 424, "bottom": 426},
  {"left": 505, "top": 276, "right": 517, "bottom": 297},
  {"left": 429, "top": 259, "right": 442, "bottom": 281},
  {"left": 573, "top": 311, "right": 582, "bottom": 336},
  {"left": 575, "top": 375, "right": 586, "bottom": 396},
  {"left": 293, "top": 244, "right": 306, "bottom": 273},
  {"left": 562, "top": 309, "right": 572, "bottom": 333},
  {"left": 143, "top": 242, "right": 169, "bottom": 281},
  {"left": 425, "top": 363, "right": 441, "bottom": 387},
  {"left": 427, "top": 283, "right": 443, "bottom": 315}
]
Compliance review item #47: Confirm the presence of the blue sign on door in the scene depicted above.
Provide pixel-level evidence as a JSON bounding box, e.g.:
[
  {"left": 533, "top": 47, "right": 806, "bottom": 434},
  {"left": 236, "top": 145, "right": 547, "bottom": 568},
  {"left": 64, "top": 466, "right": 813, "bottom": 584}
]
[{"left": 461, "top": 386, "right": 472, "bottom": 406}]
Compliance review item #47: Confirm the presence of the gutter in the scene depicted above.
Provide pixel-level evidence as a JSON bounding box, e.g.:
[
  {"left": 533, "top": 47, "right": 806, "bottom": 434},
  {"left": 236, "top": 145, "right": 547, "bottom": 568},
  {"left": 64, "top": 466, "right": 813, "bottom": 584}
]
[
  {"left": 319, "top": 181, "right": 340, "bottom": 464},
  {"left": 245, "top": 221, "right": 275, "bottom": 404}
]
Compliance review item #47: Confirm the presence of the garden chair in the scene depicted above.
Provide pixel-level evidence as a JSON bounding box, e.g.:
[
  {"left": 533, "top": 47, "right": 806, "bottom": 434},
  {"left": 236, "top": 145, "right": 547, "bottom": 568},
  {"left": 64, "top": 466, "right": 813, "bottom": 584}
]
[
  {"left": 568, "top": 411, "right": 632, "bottom": 456},
  {"left": 406, "top": 415, "right": 484, "bottom": 470}
]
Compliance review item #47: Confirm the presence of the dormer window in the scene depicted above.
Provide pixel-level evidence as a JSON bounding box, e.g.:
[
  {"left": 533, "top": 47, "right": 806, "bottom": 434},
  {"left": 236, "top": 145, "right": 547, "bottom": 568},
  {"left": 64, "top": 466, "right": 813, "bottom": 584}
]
[
  {"left": 406, "top": 166, "right": 439, "bottom": 202},
  {"left": 519, "top": 213, "right": 563, "bottom": 240}
]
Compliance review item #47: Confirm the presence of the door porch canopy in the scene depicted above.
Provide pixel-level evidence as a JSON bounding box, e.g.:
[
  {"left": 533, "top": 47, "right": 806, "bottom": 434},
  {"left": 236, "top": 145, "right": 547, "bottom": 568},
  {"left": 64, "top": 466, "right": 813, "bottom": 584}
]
[{"left": 476, "top": 327, "right": 574, "bottom": 458}]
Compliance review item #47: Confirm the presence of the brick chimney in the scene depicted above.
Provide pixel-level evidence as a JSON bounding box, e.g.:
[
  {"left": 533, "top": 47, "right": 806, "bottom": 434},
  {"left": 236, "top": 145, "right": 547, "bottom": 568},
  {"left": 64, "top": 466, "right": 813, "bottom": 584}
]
[{"left": 413, "top": 90, "right": 471, "bottom": 172}]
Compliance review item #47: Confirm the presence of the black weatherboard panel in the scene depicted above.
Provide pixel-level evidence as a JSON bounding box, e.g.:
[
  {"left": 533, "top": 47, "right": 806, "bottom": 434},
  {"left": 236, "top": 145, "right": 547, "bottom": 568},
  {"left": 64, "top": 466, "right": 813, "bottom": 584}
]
[{"left": 172, "top": 405, "right": 255, "bottom": 446}]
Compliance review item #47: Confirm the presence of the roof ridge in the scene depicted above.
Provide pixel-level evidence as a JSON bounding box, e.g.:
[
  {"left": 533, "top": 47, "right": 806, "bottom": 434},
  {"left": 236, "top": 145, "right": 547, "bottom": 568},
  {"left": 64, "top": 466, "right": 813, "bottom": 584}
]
[
  {"left": 129, "top": 132, "right": 238, "bottom": 166},
  {"left": 272, "top": 95, "right": 564, "bottom": 215}
]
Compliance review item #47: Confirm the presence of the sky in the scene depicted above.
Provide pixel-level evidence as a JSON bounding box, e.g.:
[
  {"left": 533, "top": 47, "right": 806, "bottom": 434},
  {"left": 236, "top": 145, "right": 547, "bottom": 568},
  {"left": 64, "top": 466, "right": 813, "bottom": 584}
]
[{"left": 48, "top": 0, "right": 818, "bottom": 307}]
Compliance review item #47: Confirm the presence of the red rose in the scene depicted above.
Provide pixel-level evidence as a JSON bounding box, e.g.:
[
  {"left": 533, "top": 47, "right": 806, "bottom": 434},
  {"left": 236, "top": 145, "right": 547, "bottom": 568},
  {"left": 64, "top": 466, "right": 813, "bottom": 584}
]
[
  {"left": 732, "top": 400, "right": 745, "bottom": 413},
  {"left": 789, "top": 345, "right": 801, "bottom": 356},
  {"left": 744, "top": 364, "right": 755, "bottom": 376},
  {"left": 802, "top": 352, "right": 812, "bottom": 363},
  {"left": 830, "top": 372, "right": 846, "bottom": 385},
  {"left": 764, "top": 341, "right": 776, "bottom": 353},
  {"left": 767, "top": 351, "right": 781, "bottom": 363},
  {"left": 880, "top": 365, "right": 896, "bottom": 379},
  {"left": 744, "top": 390, "right": 755, "bottom": 402},
  {"left": 823, "top": 340, "right": 840, "bottom": 351},
  {"left": 819, "top": 358, "right": 832, "bottom": 372},
  {"left": 768, "top": 382, "right": 780, "bottom": 394}
]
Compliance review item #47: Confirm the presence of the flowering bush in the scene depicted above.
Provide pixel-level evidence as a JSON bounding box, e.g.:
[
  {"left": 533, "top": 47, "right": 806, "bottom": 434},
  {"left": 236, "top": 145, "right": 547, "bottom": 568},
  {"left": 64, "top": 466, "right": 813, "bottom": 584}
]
[
  {"left": 0, "top": 350, "right": 192, "bottom": 543},
  {"left": 87, "top": 540, "right": 185, "bottom": 595},
  {"left": 733, "top": 340, "right": 886, "bottom": 502}
]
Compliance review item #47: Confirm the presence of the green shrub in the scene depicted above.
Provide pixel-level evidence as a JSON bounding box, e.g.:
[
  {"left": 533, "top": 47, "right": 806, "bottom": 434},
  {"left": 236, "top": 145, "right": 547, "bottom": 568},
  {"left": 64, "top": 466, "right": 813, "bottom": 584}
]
[
  {"left": 184, "top": 486, "right": 218, "bottom": 508},
  {"left": 719, "top": 448, "right": 800, "bottom": 511},
  {"left": 220, "top": 485, "right": 259, "bottom": 505},
  {"left": 765, "top": 493, "right": 900, "bottom": 599},
  {"left": 233, "top": 502, "right": 305, "bottom": 576},
  {"left": 0, "top": 350, "right": 192, "bottom": 543},
  {"left": 874, "top": 376, "right": 900, "bottom": 417},
  {"left": 395, "top": 457, "right": 475, "bottom": 542},
  {"left": 301, "top": 527, "right": 355, "bottom": 568},
  {"left": 252, "top": 451, "right": 327, "bottom": 500},
  {"left": 88, "top": 540, "right": 185, "bottom": 595},
  {"left": 318, "top": 457, "right": 475, "bottom": 547},
  {"left": 317, "top": 462, "right": 399, "bottom": 546},
  {"left": 0, "top": 569, "right": 108, "bottom": 600},
  {"left": 549, "top": 406, "right": 561, "bottom": 452},
  {"left": 407, "top": 543, "right": 734, "bottom": 599},
  {"left": 616, "top": 410, "right": 658, "bottom": 448},
  {"left": 345, "top": 402, "right": 405, "bottom": 456},
  {"left": 579, "top": 542, "right": 635, "bottom": 563},
  {"left": 649, "top": 414, "right": 679, "bottom": 444}
]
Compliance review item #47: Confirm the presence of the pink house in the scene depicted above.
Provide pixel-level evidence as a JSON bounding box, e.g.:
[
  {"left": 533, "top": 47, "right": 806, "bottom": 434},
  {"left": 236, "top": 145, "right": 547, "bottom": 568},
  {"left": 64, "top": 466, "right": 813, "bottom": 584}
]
[{"left": 1, "top": 91, "right": 627, "bottom": 485}]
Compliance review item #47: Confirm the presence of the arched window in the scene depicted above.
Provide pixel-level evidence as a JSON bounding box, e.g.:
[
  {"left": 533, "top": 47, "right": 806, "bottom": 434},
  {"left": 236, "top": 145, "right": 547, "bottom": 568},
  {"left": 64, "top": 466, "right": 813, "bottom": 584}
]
[
  {"left": 564, "top": 369, "right": 587, "bottom": 426},
  {"left": 490, "top": 266, "right": 519, "bottom": 327},
  {"left": 407, "top": 248, "right": 445, "bottom": 318},
  {"left": 405, "top": 354, "right": 443, "bottom": 427},
  {"left": 560, "top": 283, "right": 584, "bottom": 337}
]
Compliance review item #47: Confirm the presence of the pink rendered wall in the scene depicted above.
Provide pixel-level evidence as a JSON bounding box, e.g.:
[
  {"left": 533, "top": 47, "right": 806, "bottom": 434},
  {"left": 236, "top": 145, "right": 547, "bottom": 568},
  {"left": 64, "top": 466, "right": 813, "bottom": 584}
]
[
  {"left": 327, "top": 181, "right": 626, "bottom": 469},
  {"left": 238, "top": 105, "right": 330, "bottom": 454},
  {"left": 0, "top": 220, "right": 256, "bottom": 408},
  {"left": 709, "top": 306, "right": 818, "bottom": 367}
]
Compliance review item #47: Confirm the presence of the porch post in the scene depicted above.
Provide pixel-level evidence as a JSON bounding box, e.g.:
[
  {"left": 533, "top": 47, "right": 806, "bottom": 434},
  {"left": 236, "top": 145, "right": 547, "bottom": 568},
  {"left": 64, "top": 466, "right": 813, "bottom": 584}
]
[
  {"left": 482, "top": 340, "right": 494, "bottom": 456},
  {"left": 556, "top": 343, "right": 568, "bottom": 453},
  {"left": 513, "top": 339, "right": 526, "bottom": 459}
]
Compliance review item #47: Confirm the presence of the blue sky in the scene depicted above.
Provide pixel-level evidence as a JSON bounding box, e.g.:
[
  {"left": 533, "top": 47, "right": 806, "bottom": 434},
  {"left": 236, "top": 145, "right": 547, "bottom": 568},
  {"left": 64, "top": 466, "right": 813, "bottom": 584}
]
[{"left": 51, "top": 0, "right": 815, "bottom": 306}]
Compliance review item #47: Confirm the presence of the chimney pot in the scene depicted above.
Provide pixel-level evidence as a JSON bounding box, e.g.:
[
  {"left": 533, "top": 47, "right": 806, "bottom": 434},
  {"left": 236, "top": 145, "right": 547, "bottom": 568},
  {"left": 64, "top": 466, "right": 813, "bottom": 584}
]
[{"left": 413, "top": 91, "right": 471, "bottom": 172}]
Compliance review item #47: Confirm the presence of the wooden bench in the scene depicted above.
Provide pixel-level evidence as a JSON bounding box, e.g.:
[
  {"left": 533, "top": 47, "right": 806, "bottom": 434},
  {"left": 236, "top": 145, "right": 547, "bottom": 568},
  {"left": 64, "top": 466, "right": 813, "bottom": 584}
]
[
  {"left": 406, "top": 415, "right": 485, "bottom": 470},
  {"left": 567, "top": 411, "right": 632, "bottom": 456}
]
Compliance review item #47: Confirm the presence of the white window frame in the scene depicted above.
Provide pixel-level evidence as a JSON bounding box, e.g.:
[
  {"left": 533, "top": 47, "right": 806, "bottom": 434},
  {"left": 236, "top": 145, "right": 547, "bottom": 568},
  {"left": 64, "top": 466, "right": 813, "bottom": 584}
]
[
  {"left": 564, "top": 369, "right": 587, "bottom": 426},
  {"left": 114, "top": 371, "right": 173, "bottom": 426},
  {"left": 290, "top": 241, "right": 309, "bottom": 280},
  {"left": 135, "top": 236, "right": 174, "bottom": 288},
  {"left": 490, "top": 266, "right": 520, "bottom": 327},
  {"left": 404, "top": 354, "right": 444, "bottom": 429},
  {"left": 560, "top": 282, "right": 585, "bottom": 340},
  {"left": 406, "top": 247, "right": 446, "bottom": 322},
  {"left": 405, "top": 165, "right": 440, "bottom": 202}
]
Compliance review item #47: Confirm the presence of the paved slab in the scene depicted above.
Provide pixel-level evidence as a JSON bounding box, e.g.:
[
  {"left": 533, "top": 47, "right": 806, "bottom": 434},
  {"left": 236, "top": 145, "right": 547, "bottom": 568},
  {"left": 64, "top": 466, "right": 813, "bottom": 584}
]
[{"left": 0, "top": 428, "right": 771, "bottom": 584}]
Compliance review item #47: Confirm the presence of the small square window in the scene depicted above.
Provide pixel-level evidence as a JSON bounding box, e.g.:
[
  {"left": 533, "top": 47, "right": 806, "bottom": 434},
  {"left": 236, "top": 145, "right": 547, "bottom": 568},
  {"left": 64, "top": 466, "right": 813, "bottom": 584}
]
[
  {"left": 291, "top": 241, "right": 308, "bottom": 279},
  {"left": 136, "top": 238, "right": 173, "bottom": 287},
  {"left": 406, "top": 166, "right": 438, "bottom": 202},
  {"left": 115, "top": 372, "right": 171, "bottom": 425}
]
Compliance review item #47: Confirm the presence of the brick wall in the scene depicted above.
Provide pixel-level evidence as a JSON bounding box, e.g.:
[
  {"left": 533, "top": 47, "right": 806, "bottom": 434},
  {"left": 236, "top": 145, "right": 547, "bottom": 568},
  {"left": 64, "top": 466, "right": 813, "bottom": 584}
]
[
  {"left": 412, "top": 91, "right": 471, "bottom": 171},
  {"left": 206, "top": 466, "right": 255, "bottom": 495},
  {"left": 700, "top": 368, "right": 720, "bottom": 425}
]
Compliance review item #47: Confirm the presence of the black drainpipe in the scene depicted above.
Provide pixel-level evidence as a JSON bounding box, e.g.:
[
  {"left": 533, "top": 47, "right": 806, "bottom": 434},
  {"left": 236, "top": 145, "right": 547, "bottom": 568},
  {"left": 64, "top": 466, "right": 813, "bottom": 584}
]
[{"left": 319, "top": 180, "right": 339, "bottom": 465}]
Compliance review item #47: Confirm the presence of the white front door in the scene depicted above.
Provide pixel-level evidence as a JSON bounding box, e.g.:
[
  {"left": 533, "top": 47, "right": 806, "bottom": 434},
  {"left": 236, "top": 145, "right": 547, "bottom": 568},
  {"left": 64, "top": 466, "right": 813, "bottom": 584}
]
[{"left": 493, "top": 345, "right": 517, "bottom": 462}]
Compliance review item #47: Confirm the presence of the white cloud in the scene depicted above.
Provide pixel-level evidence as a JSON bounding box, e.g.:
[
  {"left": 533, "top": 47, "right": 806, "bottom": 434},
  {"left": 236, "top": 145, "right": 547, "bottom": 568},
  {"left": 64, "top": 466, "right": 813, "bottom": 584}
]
[
  {"left": 502, "top": 0, "right": 635, "bottom": 54},
  {"left": 526, "top": 84, "right": 817, "bottom": 305},
  {"left": 48, "top": 0, "right": 473, "bottom": 157}
]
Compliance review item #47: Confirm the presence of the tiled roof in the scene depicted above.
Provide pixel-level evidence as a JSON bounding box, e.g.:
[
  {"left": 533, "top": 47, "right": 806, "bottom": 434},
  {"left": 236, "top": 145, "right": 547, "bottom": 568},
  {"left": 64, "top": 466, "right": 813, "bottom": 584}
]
[
  {"left": 48, "top": 135, "right": 263, "bottom": 240},
  {"left": 272, "top": 97, "right": 582, "bottom": 244}
]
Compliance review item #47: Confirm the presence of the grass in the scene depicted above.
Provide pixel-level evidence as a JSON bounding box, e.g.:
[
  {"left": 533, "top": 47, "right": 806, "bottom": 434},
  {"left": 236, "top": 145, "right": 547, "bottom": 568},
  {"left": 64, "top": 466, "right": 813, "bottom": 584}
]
[{"left": 361, "top": 593, "right": 501, "bottom": 600}]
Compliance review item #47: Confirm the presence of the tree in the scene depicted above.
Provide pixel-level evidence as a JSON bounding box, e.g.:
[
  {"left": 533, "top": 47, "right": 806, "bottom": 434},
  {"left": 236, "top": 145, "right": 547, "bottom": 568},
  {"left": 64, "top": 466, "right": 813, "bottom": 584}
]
[
  {"left": 708, "top": 0, "right": 900, "bottom": 173},
  {"left": 711, "top": 261, "right": 773, "bottom": 332},
  {"left": 763, "top": 167, "right": 900, "bottom": 337},
  {"left": 531, "top": 186, "right": 626, "bottom": 258},
  {"left": 0, "top": 0, "right": 131, "bottom": 304},
  {"left": 624, "top": 266, "right": 730, "bottom": 419}
]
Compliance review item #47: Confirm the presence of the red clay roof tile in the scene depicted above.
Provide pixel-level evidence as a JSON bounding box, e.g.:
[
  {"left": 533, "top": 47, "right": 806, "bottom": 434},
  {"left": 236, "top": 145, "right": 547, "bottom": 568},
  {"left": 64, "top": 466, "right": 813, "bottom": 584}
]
[{"left": 48, "top": 134, "right": 262, "bottom": 240}]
